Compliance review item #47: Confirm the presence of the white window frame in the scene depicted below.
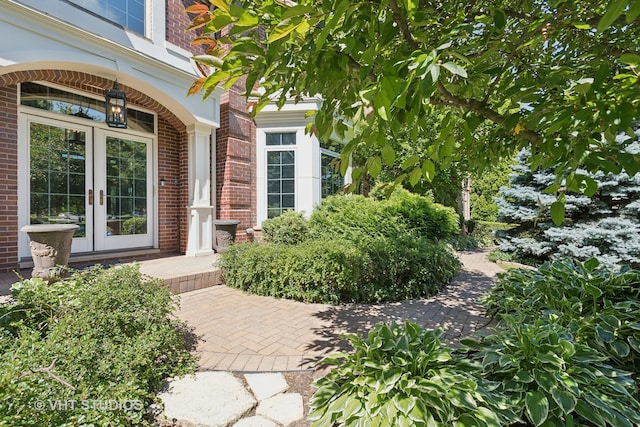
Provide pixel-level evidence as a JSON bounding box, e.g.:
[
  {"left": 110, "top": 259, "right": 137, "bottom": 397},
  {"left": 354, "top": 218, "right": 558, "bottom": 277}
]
[{"left": 256, "top": 128, "right": 301, "bottom": 226}]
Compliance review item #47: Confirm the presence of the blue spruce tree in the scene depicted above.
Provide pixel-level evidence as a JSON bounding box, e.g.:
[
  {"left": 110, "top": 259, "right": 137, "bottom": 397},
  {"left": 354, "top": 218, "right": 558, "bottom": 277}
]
[{"left": 496, "top": 129, "right": 640, "bottom": 269}]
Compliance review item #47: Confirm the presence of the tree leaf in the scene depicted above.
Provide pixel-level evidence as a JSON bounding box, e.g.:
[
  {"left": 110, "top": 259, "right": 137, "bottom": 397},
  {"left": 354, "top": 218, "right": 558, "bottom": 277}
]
[
  {"left": 409, "top": 168, "right": 422, "bottom": 186},
  {"left": 401, "top": 155, "right": 420, "bottom": 170},
  {"left": 209, "top": 0, "right": 230, "bottom": 13},
  {"left": 421, "top": 159, "right": 435, "bottom": 181},
  {"left": 620, "top": 53, "right": 640, "bottom": 65},
  {"left": 525, "top": 391, "right": 549, "bottom": 426},
  {"left": 368, "top": 156, "right": 382, "bottom": 178},
  {"left": 381, "top": 145, "right": 396, "bottom": 166},
  {"left": 597, "top": 0, "right": 628, "bottom": 33},
  {"left": 441, "top": 62, "right": 468, "bottom": 78},
  {"left": 185, "top": 3, "right": 210, "bottom": 14},
  {"left": 236, "top": 11, "right": 259, "bottom": 27},
  {"left": 268, "top": 19, "right": 298, "bottom": 43},
  {"left": 627, "top": 0, "right": 640, "bottom": 23},
  {"left": 550, "top": 201, "right": 565, "bottom": 226}
]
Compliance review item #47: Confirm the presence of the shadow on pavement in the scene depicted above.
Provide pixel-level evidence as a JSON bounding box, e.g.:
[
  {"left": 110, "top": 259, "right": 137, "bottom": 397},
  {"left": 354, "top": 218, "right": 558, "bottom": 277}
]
[{"left": 302, "top": 266, "right": 499, "bottom": 368}]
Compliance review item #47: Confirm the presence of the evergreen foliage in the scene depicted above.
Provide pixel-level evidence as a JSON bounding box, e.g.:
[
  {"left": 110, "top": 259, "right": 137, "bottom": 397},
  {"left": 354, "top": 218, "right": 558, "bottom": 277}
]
[
  {"left": 497, "top": 131, "right": 640, "bottom": 269},
  {"left": 221, "top": 190, "right": 461, "bottom": 304}
]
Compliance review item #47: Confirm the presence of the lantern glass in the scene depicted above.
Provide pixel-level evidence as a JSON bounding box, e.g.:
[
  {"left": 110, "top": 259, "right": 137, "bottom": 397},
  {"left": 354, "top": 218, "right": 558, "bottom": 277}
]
[{"left": 105, "top": 88, "right": 127, "bottom": 128}]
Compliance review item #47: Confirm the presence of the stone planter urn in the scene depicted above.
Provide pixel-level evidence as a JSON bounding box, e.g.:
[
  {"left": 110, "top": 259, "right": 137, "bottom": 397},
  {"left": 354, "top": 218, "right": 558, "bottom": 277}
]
[
  {"left": 21, "top": 224, "right": 79, "bottom": 280},
  {"left": 213, "top": 220, "right": 240, "bottom": 253}
]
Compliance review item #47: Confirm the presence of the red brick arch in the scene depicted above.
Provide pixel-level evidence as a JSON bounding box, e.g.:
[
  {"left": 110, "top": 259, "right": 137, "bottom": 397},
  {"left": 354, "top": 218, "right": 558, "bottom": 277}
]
[
  {"left": 0, "top": 69, "right": 186, "bottom": 132},
  {"left": 0, "top": 69, "right": 191, "bottom": 270}
]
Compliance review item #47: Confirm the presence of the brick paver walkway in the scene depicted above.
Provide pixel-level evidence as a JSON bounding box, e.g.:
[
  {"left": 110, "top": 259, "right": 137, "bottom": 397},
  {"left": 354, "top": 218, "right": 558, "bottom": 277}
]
[{"left": 177, "top": 249, "right": 503, "bottom": 372}]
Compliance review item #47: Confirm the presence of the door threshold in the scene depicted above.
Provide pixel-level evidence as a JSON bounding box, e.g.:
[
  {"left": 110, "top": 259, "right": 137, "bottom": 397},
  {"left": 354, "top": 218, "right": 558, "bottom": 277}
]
[{"left": 18, "top": 248, "right": 161, "bottom": 270}]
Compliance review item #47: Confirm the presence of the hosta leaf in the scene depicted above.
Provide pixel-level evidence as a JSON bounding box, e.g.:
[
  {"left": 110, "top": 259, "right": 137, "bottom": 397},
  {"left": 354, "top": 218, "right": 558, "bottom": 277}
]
[
  {"left": 628, "top": 336, "right": 640, "bottom": 352},
  {"left": 583, "top": 283, "right": 603, "bottom": 298},
  {"left": 610, "top": 340, "right": 630, "bottom": 358},
  {"left": 393, "top": 395, "right": 416, "bottom": 416},
  {"left": 407, "top": 401, "right": 426, "bottom": 423},
  {"left": 598, "top": 314, "right": 621, "bottom": 329},
  {"left": 525, "top": 391, "right": 549, "bottom": 426},
  {"left": 583, "top": 257, "right": 600, "bottom": 271},
  {"left": 534, "top": 369, "right": 557, "bottom": 392},
  {"left": 551, "top": 386, "right": 577, "bottom": 414},
  {"left": 343, "top": 397, "right": 363, "bottom": 419},
  {"left": 456, "top": 414, "right": 481, "bottom": 426},
  {"left": 596, "top": 325, "right": 615, "bottom": 343},
  {"left": 575, "top": 400, "right": 607, "bottom": 425},
  {"left": 514, "top": 370, "right": 534, "bottom": 383},
  {"left": 449, "top": 388, "right": 478, "bottom": 410}
]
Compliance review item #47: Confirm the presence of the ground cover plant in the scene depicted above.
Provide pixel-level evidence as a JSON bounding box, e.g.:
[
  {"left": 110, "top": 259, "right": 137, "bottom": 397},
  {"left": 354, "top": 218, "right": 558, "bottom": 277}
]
[
  {"left": 0, "top": 265, "right": 196, "bottom": 426},
  {"left": 309, "top": 322, "right": 518, "bottom": 427},
  {"left": 310, "top": 320, "right": 640, "bottom": 426},
  {"left": 310, "top": 259, "right": 640, "bottom": 426},
  {"left": 484, "top": 258, "right": 640, "bottom": 375},
  {"left": 461, "top": 318, "right": 640, "bottom": 427},
  {"left": 220, "top": 189, "right": 461, "bottom": 304}
]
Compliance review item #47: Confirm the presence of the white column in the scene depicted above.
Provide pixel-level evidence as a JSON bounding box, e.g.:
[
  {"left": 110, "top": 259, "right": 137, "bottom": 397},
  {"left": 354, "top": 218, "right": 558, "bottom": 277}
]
[{"left": 186, "top": 123, "right": 214, "bottom": 256}]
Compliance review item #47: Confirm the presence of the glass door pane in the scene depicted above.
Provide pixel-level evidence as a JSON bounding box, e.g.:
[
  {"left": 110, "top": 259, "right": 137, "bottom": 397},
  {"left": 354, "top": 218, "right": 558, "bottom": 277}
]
[
  {"left": 105, "top": 137, "right": 147, "bottom": 236},
  {"left": 29, "top": 121, "right": 93, "bottom": 252},
  {"left": 94, "top": 131, "right": 153, "bottom": 251}
]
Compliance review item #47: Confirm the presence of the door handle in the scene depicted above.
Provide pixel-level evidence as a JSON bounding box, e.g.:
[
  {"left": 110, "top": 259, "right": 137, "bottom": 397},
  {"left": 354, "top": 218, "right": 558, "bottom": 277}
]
[
  {"left": 88, "top": 189, "right": 93, "bottom": 206},
  {"left": 99, "top": 190, "right": 104, "bottom": 206}
]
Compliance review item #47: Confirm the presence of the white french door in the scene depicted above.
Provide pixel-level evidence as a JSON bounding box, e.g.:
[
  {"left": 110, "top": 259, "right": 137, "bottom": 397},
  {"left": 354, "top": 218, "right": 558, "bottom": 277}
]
[
  {"left": 93, "top": 129, "right": 153, "bottom": 251},
  {"left": 25, "top": 115, "right": 154, "bottom": 255}
]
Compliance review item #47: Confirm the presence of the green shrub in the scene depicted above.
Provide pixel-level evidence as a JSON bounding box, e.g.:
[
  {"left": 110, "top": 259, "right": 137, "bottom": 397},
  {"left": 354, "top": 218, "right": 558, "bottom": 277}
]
[
  {"left": 219, "top": 239, "right": 370, "bottom": 304},
  {"left": 362, "top": 234, "right": 461, "bottom": 302},
  {"left": 220, "top": 237, "right": 460, "bottom": 304},
  {"left": 310, "top": 322, "right": 517, "bottom": 427},
  {"left": 261, "top": 210, "right": 308, "bottom": 245},
  {"left": 121, "top": 217, "right": 147, "bottom": 235},
  {"left": 0, "top": 265, "right": 196, "bottom": 426},
  {"left": 462, "top": 318, "right": 640, "bottom": 426},
  {"left": 381, "top": 186, "right": 460, "bottom": 239},
  {"left": 484, "top": 258, "right": 640, "bottom": 375},
  {"left": 308, "top": 194, "right": 405, "bottom": 241},
  {"left": 445, "top": 235, "right": 480, "bottom": 251},
  {"left": 309, "top": 190, "right": 459, "bottom": 242},
  {"left": 223, "top": 191, "right": 461, "bottom": 304}
]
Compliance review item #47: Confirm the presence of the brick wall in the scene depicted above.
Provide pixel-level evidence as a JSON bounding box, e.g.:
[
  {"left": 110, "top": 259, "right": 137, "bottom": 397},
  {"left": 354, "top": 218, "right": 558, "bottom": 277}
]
[
  {"left": 216, "top": 76, "right": 256, "bottom": 241},
  {"left": 0, "top": 85, "right": 18, "bottom": 271},
  {"left": 157, "top": 118, "right": 188, "bottom": 253},
  {"left": 0, "top": 70, "right": 189, "bottom": 271},
  {"left": 166, "top": 0, "right": 206, "bottom": 54}
]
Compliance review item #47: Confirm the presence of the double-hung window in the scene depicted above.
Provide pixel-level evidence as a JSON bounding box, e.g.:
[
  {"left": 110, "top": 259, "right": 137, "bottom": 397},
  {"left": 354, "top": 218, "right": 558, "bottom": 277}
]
[{"left": 266, "top": 133, "right": 296, "bottom": 218}]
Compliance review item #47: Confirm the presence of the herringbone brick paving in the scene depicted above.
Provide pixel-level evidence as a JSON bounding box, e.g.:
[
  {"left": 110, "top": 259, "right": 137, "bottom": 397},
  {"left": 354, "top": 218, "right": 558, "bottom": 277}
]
[{"left": 177, "top": 249, "right": 503, "bottom": 372}]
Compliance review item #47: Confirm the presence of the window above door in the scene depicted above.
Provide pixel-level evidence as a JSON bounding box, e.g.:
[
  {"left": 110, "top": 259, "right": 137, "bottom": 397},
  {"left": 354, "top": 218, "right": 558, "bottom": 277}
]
[{"left": 20, "top": 83, "right": 155, "bottom": 134}]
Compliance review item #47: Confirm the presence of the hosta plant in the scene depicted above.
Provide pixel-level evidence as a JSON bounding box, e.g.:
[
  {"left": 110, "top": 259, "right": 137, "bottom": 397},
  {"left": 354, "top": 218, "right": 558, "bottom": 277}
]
[
  {"left": 461, "top": 318, "right": 640, "bottom": 427},
  {"left": 309, "top": 321, "right": 517, "bottom": 427},
  {"left": 483, "top": 258, "right": 640, "bottom": 373}
]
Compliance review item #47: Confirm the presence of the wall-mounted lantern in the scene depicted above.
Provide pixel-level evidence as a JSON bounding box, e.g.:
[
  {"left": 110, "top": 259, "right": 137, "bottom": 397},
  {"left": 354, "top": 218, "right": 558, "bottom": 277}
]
[{"left": 105, "top": 81, "right": 127, "bottom": 128}]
